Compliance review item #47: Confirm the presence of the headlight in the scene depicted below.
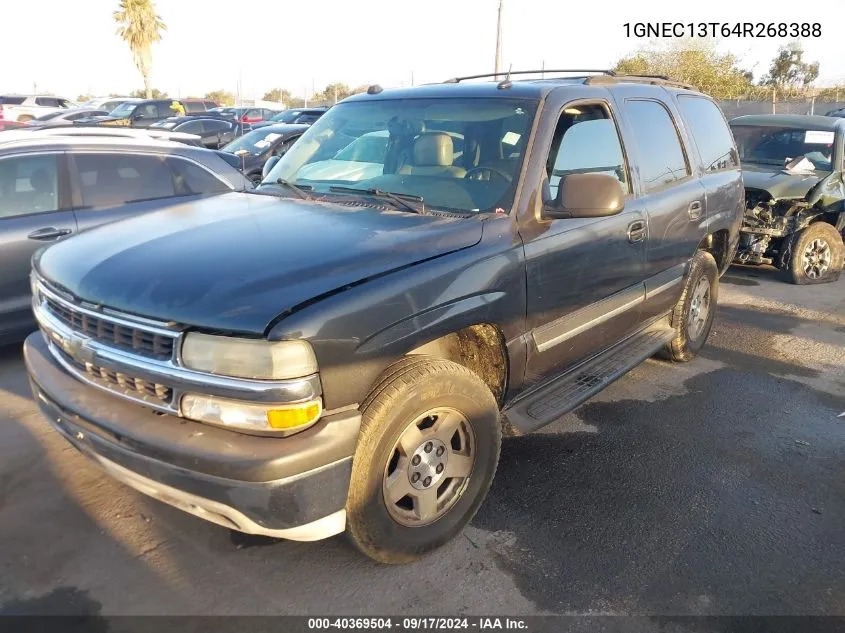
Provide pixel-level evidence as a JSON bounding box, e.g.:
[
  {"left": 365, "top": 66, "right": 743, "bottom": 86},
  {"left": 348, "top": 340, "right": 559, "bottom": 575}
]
[
  {"left": 180, "top": 333, "right": 317, "bottom": 380},
  {"left": 181, "top": 393, "right": 322, "bottom": 435}
]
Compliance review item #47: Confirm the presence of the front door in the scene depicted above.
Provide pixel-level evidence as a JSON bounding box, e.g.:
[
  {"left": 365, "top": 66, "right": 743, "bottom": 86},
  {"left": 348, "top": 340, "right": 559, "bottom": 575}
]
[
  {"left": 0, "top": 152, "right": 76, "bottom": 340},
  {"left": 520, "top": 97, "right": 648, "bottom": 387}
]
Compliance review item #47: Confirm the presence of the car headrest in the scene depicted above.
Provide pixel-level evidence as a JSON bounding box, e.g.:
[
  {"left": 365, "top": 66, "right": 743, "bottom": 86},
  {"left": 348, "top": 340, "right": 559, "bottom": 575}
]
[{"left": 413, "top": 132, "right": 454, "bottom": 167}]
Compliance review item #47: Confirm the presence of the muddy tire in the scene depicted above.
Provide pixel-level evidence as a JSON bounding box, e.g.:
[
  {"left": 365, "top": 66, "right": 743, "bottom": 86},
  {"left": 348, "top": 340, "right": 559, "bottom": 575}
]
[
  {"left": 661, "top": 250, "right": 719, "bottom": 362},
  {"left": 782, "top": 222, "right": 844, "bottom": 285},
  {"left": 346, "top": 356, "right": 501, "bottom": 564}
]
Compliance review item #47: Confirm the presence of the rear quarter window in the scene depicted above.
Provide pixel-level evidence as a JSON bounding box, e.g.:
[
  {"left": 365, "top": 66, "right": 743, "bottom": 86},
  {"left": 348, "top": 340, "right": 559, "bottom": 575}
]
[
  {"left": 0, "top": 96, "right": 26, "bottom": 105},
  {"left": 677, "top": 96, "right": 739, "bottom": 172}
]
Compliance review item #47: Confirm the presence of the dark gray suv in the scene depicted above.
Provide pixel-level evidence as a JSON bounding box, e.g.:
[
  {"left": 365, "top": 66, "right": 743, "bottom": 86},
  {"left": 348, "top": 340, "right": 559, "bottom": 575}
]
[{"left": 0, "top": 135, "right": 251, "bottom": 344}]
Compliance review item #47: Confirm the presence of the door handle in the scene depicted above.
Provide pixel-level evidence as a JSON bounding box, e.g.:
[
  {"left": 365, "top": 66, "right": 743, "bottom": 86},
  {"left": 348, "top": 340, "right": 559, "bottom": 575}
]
[
  {"left": 688, "top": 201, "right": 703, "bottom": 220},
  {"left": 627, "top": 220, "right": 646, "bottom": 243},
  {"left": 27, "top": 227, "right": 72, "bottom": 241}
]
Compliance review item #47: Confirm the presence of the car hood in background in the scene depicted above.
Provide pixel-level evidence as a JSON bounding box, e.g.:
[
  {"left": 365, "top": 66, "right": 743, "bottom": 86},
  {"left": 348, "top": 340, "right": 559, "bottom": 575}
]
[
  {"left": 35, "top": 192, "right": 482, "bottom": 334},
  {"left": 741, "top": 163, "right": 825, "bottom": 199}
]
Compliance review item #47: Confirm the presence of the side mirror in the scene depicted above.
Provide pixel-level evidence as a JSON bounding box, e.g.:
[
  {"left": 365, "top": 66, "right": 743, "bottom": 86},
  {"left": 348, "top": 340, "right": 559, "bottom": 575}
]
[
  {"left": 132, "top": 112, "right": 144, "bottom": 120},
  {"left": 542, "top": 172, "right": 625, "bottom": 220},
  {"left": 262, "top": 155, "right": 281, "bottom": 180}
]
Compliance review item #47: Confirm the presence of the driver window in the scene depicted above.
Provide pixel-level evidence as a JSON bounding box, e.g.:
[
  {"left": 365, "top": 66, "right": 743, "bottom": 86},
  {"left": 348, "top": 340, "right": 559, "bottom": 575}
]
[{"left": 546, "top": 103, "right": 629, "bottom": 200}]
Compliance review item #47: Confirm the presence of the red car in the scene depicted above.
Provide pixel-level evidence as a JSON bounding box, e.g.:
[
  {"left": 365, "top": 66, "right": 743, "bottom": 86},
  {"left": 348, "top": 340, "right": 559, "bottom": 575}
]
[
  {"left": 0, "top": 119, "right": 26, "bottom": 130},
  {"left": 210, "top": 106, "right": 279, "bottom": 124}
]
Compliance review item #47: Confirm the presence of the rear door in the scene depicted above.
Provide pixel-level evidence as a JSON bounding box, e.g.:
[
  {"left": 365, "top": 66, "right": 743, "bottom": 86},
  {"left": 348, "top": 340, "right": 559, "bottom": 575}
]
[
  {"left": 69, "top": 152, "right": 187, "bottom": 231},
  {"left": 611, "top": 90, "right": 707, "bottom": 321},
  {"left": 0, "top": 152, "right": 76, "bottom": 339}
]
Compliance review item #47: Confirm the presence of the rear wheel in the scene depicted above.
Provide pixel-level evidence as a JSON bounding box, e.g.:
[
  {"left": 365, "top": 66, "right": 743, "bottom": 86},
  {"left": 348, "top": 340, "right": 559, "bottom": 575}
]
[
  {"left": 662, "top": 250, "right": 719, "bottom": 362},
  {"left": 17, "top": 115, "right": 34, "bottom": 122},
  {"left": 346, "top": 356, "right": 501, "bottom": 564},
  {"left": 783, "top": 223, "right": 844, "bottom": 285}
]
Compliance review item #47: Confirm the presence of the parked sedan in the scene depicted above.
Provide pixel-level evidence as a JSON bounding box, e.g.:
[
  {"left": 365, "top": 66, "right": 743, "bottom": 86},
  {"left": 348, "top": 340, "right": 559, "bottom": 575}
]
[
  {"left": 220, "top": 124, "right": 308, "bottom": 184},
  {"left": 250, "top": 107, "right": 329, "bottom": 129},
  {"left": 211, "top": 106, "right": 278, "bottom": 124},
  {"left": 0, "top": 135, "right": 252, "bottom": 344},
  {"left": 150, "top": 116, "right": 243, "bottom": 149},
  {"left": 26, "top": 108, "right": 110, "bottom": 128}
]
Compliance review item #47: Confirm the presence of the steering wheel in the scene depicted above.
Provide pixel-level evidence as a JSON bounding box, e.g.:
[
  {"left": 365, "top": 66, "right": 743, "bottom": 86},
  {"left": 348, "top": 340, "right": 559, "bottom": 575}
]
[{"left": 464, "top": 166, "right": 512, "bottom": 182}]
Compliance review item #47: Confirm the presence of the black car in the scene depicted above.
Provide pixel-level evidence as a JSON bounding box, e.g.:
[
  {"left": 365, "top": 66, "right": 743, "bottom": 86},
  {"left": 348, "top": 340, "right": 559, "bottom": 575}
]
[
  {"left": 83, "top": 99, "right": 188, "bottom": 128},
  {"left": 24, "top": 71, "right": 743, "bottom": 563},
  {"left": 150, "top": 116, "right": 244, "bottom": 149},
  {"left": 220, "top": 123, "right": 308, "bottom": 183},
  {"left": 250, "top": 107, "right": 329, "bottom": 130}
]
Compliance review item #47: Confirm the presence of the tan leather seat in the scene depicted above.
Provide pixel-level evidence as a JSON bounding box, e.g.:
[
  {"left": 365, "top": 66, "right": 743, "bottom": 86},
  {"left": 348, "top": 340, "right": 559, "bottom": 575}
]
[{"left": 399, "top": 132, "right": 466, "bottom": 177}]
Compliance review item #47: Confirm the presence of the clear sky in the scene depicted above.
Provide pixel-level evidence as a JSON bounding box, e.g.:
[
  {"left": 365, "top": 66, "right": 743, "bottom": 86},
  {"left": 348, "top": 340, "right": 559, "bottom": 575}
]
[{"left": 2, "top": 0, "right": 844, "bottom": 100}]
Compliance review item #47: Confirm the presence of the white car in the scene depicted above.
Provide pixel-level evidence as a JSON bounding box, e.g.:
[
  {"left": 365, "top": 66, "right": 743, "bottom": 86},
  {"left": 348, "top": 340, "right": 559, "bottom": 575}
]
[
  {"left": 0, "top": 95, "right": 75, "bottom": 122},
  {"left": 81, "top": 96, "right": 142, "bottom": 113}
]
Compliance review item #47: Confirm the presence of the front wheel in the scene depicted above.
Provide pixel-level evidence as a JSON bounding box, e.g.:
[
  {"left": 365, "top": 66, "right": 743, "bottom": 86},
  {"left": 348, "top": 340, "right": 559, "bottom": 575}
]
[
  {"left": 662, "top": 250, "right": 719, "bottom": 362},
  {"left": 783, "top": 223, "right": 844, "bottom": 285},
  {"left": 346, "top": 356, "right": 501, "bottom": 564}
]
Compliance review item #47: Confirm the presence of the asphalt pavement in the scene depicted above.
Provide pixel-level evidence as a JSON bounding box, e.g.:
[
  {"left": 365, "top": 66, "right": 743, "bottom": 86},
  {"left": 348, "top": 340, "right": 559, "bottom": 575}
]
[{"left": 0, "top": 265, "right": 843, "bottom": 618}]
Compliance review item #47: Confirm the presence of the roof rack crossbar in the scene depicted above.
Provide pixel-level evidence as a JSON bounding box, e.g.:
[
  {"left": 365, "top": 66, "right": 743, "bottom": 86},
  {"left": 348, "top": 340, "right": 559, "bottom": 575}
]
[{"left": 444, "top": 69, "right": 615, "bottom": 83}]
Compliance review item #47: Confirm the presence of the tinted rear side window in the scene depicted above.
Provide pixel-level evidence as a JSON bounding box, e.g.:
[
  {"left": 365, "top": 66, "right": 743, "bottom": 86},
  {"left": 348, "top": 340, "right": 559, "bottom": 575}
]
[
  {"left": 74, "top": 153, "right": 177, "bottom": 207},
  {"left": 624, "top": 100, "right": 689, "bottom": 192},
  {"left": 167, "top": 157, "right": 232, "bottom": 195},
  {"left": 0, "top": 96, "right": 26, "bottom": 105},
  {"left": 677, "top": 96, "right": 738, "bottom": 172},
  {"left": 185, "top": 101, "right": 204, "bottom": 113}
]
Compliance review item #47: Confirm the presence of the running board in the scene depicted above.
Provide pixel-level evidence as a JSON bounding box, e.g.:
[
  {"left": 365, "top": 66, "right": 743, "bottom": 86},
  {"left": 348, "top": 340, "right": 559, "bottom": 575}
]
[{"left": 504, "top": 322, "right": 675, "bottom": 434}]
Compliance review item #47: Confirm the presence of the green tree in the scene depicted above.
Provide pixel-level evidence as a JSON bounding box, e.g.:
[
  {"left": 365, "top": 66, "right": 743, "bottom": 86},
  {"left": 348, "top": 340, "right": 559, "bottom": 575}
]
[
  {"left": 262, "top": 88, "right": 292, "bottom": 104},
  {"left": 760, "top": 41, "right": 820, "bottom": 94},
  {"left": 204, "top": 89, "right": 235, "bottom": 106},
  {"left": 113, "top": 0, "right": 167, "bottom": 99},
  {"left": 129, "top": 87, "right": 167, "bottom": 99},
  {"left": 76, "top": 94, "right": 94, "bottom": 104},
  {"left": 613, "top": 39, "right": 754, "bottom": 99}
]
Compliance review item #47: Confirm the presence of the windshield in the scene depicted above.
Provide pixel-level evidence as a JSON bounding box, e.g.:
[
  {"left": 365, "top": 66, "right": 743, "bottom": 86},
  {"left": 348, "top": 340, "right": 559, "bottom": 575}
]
[
  {"left": 731, "top": 125, "right": 835, "bottom": 172},
  {"left": 223, "top": 128, "right": 284, "bottom": 155},
  {"left": 259, "top": 97, "right": 538, "bottom": 213},
  {"left": 272, "top": 110, "right": 303, "bottom": 123},
  {"left": 109, "top": 101, "right": 136, "bottom": 117}
]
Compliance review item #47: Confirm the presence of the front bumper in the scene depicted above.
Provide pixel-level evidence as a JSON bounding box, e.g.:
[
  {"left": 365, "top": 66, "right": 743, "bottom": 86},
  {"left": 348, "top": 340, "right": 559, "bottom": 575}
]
[{"left": 24, "top": 332, "right": 361, "bottom": 541}]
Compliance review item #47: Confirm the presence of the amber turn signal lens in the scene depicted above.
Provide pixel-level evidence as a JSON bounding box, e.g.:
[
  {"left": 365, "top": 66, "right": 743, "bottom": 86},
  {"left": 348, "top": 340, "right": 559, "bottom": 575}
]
[{"left": 267, "top": 402, "right": 322, "bottom": 429}]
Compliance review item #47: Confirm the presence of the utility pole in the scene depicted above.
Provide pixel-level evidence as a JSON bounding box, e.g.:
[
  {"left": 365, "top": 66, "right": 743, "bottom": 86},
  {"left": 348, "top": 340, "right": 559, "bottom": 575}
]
[{"left": 494, "top": 0, "right": 503, "bottom": 75}]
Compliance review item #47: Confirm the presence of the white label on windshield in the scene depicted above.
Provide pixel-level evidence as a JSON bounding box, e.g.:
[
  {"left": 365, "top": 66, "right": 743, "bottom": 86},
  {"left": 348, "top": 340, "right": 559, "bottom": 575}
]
[
  {"left": 805, "top": 130, "right": 834, "bottom": 144},
  {"left": 254, "top": 140, "right": 271, "bottom": 149},
  {"left": 264, "top": 133, "right": 282, "bottom": 142},
  {"left": 502, "top": 131, "right": 521, "bottom": 145}
]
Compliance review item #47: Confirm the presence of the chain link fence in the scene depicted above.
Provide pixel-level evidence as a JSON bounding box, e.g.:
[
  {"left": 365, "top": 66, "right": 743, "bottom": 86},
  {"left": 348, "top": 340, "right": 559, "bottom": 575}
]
[{"left": 718, "top": 100, "right": 845, "bottom": 118}]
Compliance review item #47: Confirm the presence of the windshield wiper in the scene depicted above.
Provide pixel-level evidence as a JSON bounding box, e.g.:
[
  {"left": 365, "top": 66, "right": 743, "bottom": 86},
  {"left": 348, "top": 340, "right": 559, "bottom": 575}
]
[
  {"left": 329, "top": 186, "right": 425, "bottom": 214},
  {"left": 273, "top": 178, "right": 313, "bottom": 200}
]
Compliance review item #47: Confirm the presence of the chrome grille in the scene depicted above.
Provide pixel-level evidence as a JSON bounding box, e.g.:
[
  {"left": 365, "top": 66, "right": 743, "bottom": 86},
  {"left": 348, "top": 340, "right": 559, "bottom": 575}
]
[
  {"left": 55, "top": 346, "right": 174, "bottom": 406},
  {"left": 43, "top": 295, "right": 175, "bottom": 360}
]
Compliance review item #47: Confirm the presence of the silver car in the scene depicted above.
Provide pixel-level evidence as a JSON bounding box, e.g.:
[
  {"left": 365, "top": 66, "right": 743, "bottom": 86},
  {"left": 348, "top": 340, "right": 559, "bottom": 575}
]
[{"left": 0, "top": 134, "right": 252, "bottom": 344}]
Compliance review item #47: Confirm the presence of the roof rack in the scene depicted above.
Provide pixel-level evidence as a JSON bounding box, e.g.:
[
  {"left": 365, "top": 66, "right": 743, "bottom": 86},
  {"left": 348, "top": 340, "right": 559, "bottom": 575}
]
[
  {"left": 586, "top": 74, "right": 696, "bottom": 90},
  {"left": 444, "top": 69, "right": 615, "bottom": 83}
]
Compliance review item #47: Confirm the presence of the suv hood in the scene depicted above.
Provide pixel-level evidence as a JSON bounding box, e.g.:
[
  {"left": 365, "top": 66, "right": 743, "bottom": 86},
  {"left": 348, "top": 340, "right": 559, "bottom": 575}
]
[
  {"left": 741, "top": 163, "right": 825, "bottom": 199},
  {"left": 35, "top": 192, "right": 482, "bottom": 335}
]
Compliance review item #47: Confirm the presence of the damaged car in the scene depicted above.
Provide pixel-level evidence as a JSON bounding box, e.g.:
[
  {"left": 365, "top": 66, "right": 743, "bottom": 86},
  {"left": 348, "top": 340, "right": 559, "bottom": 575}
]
[{"left": 730, "top": 114, "right": 845, "bottom": 284}]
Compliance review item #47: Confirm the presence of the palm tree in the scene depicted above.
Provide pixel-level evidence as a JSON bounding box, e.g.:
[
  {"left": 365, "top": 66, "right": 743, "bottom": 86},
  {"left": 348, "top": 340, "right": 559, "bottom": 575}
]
[{"left": 113, "top": 0, "right": 166, "bottom": 99}]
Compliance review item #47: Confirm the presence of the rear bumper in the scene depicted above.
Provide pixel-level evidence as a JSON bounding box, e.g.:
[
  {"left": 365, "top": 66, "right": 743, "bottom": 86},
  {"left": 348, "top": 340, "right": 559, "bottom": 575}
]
[{"left": 24, "top": 332, "right": 361, "bottom": 540}]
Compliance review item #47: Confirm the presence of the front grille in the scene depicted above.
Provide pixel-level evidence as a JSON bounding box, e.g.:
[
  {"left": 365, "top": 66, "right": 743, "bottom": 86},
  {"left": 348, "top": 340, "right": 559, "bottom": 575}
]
[
  {"left": 44, "top": 295, "right": 174, "bottom": 360},
  {"left": 56, "top": 346, "right": 174, "bottom": 406}
]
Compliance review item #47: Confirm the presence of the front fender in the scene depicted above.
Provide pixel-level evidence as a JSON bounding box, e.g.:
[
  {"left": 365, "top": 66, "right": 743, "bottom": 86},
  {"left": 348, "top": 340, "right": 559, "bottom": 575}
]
[{"left": 267, "top": 218, "right": 526, "bottom": 410}]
